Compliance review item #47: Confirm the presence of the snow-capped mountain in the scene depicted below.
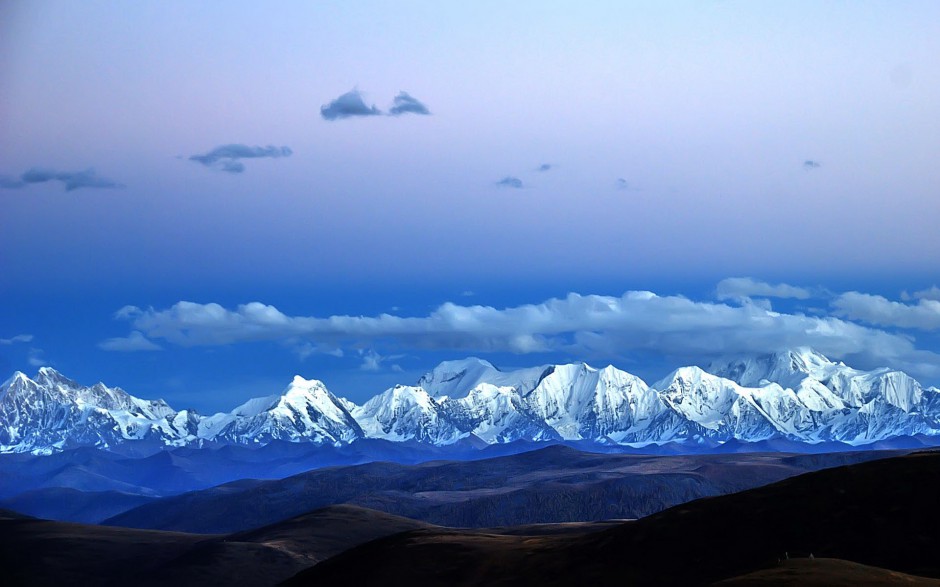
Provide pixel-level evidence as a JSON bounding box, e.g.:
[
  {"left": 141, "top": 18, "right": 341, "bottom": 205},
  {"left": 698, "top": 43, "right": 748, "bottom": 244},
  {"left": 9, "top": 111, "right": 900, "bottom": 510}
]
[
  {"left": 352, "top": 385, "right": 463, "bottom": 444},
  {"left": 0, "top": 367, "right": 190, "bottom": 454},
  {"left": 198, "top": 376, "right": 363, "bottom": 445},
  {"left": 3, "top": 349, "right": 940, "bottom": 454}
]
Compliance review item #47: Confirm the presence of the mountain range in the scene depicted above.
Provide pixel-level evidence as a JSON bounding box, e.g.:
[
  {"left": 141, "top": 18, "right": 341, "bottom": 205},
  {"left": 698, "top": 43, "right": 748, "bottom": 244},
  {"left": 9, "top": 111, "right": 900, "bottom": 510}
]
[{"left": 3, "top": 348, "right": 939, "bottom": 454}]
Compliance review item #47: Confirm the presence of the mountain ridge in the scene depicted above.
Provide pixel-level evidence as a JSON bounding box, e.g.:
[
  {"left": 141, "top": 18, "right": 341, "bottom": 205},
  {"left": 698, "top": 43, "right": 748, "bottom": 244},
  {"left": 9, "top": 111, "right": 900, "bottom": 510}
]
[{"left": 3, "top": 348, "right": 940, "bottom": 454}]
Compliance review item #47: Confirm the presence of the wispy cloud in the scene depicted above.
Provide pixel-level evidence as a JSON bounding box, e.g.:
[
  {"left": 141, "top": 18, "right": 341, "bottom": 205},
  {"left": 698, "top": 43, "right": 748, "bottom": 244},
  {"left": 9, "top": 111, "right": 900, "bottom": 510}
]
[
  {"left": 108, "top": 284, "right": 940, "bottom": 381},
  {"left": 359, "top": 349, "right": 405, "bottom": 372},
  {"left": 0, "top": 334, "right": 33, "bottom": 345},
  {"left": 388, "top": 91, "right": 431, "bottom": 116},
  {"left": 537, "top": 163, "right": 555, "bottom": 172},
  {"left": 294, "top": 342, "right": 343, "bottom": 361},
  {"left": 803, "top": 160, "right": 821, "bottom": 170},
  {"left": 716, "top": 277, "right": 813, "bottom": 302},
  {"left": 189, "top": 144, "right": 292, "bottom": 173},
  {"left": 98, "top": 331, "right": 163, "bottom": 352},
  {"left": 27, "top": 348, "right": 47, "bottom": 367},
  {"left": 0, "top": 168, "right": 121, "bottom": 191},
  {"left": 616, "top": 178, "right": 641, "bottom": 191},
  {"left": 496, "top": 176, "right": 523, "bottom": 189},
  {"left": 832, "top": 292, "right": 940, "bottom": 331},
  {"left": 320, "top": 89, "right": 383, "bottom": 120}
]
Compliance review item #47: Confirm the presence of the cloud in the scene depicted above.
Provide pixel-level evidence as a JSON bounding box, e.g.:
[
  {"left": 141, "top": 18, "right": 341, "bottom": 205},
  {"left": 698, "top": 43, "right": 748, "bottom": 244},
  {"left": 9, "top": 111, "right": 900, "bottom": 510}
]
[
  {"left": 98, "top": 331, "right": 163, "bottom": 352},
  {"left": 537, "top": 163, "right": 555, "bottom": 172},
  {"left": 189, "top": 144, "right": 292, "bottom": 173},
  {"left": 320, "top": 89, "right": 383, "bottom": 120},
  {"left": 902, "top": 286, "right": 940, "bottom": 302},
  {"left": 832, "top": 292, "right": 940, "bottom": 331},
  {"left": 496, "top": 176, "right": 523, "bottom": 189},
  {"left": 0, "top": 334, "right": 33, "bottom": 345},
  {"left": 716, "top": 277, "right": 813, "bottom": 302},
  {"left": 359, "top": 349, "right": 405, "bottom": 372},
  {"left": 803, "top": 160, "right": 821, "bottom": 170},
  {"left": 0, "top": 168, "right": 121, "bottom": 191},
  {"left": 388, "top": 91, "right": 431, "bottom": 116},
  {"left": 461, "top": 291, "right": 476, "bottom": 297},
  {"left": 295, "top": 342, "right": 343, "bottom": 361},
  {"left": 27, "top": 348, "right": 46, "bottom": 367},
  {"left": 110, "top": 289, "right": 940, "bottom": 381},
  {"left": 615, "top": 178, "right": 641, "bottom": 191}
]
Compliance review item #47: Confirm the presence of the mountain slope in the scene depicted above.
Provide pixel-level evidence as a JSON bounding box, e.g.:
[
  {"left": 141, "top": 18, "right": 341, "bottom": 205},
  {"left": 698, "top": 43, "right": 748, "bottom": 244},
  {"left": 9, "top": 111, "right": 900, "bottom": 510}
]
[{"left": 288, "top": 450, "right": 940, "bottom": 586}]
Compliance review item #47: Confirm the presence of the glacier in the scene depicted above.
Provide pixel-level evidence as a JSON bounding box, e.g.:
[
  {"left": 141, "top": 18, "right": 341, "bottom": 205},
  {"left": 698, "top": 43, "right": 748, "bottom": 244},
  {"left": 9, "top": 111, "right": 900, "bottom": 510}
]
[{"left": 2, "top": 348, "right": 940, "bottom": 454}]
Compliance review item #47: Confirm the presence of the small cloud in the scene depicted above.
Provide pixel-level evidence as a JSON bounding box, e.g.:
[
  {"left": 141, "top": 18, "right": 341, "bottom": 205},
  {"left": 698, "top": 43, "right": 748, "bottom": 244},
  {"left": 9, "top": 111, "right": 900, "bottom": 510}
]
[
  {"left": 358, "top": 349, "right": 405, "bottom": 372},
  {"left": 98, "top": 331, "right": 163, "bottom": 352},
  {"left": 716, "top": 277, "right": 813, "bottom": 302},
  {"left": 388, "top": 91, "right": 431, "bottom": 116},
  {"left": 0, "top": 334, "right": 33, "bottom": 345},
  {"left": 114, "top": 305, "right": 143, "bottom": 320},
  {"left": 27, "top": 348, "right": 46, "bottom": 367},
  {"left": 1, "top": 168, "right": 121, "bottom": 191},
  {"left": 911, "top": 286, "right": 940, "bottom": 302},
  {"left": 537, "top": 163, "right": 555, "bottom": 172},
  {"left": 616, "top": 178, "right": 641, "bottom": 192},
  {"left": 803, "top": 160, "right": 821, "bottom": 170},
  {"left": 189, "top": 144, "right": 292, "bottom": 174},
  {"left": 320, "top": 89, "right": 383, "bottom": 121},
  {"left": 295, "top": 342, "right": 343, "bottom": 361},
  {"left": 496, "top": 176, "right": 524, "bottom": 189},
  {"left": 461, "top": 290, "right": 476, "bottom": 297}
]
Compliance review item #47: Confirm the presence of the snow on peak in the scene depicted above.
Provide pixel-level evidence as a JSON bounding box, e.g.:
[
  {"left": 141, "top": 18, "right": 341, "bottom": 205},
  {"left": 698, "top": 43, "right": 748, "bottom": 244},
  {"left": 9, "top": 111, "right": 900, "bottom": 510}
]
[{"left": 417, "top": 358, "right": 547, "bottom": 398}]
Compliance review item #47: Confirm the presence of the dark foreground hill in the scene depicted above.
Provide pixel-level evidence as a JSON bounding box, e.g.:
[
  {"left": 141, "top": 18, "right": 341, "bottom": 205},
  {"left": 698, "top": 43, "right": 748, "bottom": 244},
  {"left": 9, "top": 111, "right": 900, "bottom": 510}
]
[
  {"left": 104, "top": 445, "right": 896, "bottom": 533},
  {"left": 289, "top": 450, "right": 940, "bottom": 586},
  {"left": 0, "top": 504, "right": 432, "bottom": 587}
]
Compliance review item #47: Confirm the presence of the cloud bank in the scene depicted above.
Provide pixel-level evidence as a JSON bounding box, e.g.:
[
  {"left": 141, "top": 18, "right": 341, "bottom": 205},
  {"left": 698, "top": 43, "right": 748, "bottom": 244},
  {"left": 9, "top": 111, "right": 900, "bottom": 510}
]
[
  {"left": 189, "top": 144, "right": 292, "bottom": 173},
  {"left": 106, "top": 285, "right": 940, "bottom": 381},
  {"left": 320, "top": 90, "right": 383, "bottom": 120},
  {"left": 0, "top": 168, "right": 121, "bottom": 191}
]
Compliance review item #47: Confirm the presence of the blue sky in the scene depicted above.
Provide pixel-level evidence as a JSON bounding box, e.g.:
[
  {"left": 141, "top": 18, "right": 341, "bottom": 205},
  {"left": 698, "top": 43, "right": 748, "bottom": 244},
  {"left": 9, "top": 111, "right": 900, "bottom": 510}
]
[{"left": 2, "top": 1, "right": 939, "bottom": 411}]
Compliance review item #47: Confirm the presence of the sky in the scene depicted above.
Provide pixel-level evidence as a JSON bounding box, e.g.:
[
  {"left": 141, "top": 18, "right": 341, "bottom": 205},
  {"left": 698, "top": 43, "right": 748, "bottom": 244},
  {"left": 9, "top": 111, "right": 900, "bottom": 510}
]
[{"left": 1, "top": 1, "right": 939, "bottom": 412}]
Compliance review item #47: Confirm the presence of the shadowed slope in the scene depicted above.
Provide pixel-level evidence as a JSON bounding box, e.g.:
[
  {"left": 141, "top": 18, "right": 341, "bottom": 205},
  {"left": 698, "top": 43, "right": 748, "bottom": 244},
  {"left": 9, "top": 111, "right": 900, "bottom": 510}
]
[
  {"left": 289, "top": 451, "right": 940, "bottom": 586},
  {"left": 0, "top": 505, "right": 433, "bottom": 587},
  {"left": 105, "top": 445, "right": 896, "bottom": 534}
]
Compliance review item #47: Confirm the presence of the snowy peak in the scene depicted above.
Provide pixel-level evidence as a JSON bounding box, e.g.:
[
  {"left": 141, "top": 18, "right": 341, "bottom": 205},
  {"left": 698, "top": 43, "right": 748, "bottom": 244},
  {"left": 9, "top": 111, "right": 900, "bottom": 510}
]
[
  {"left": 0, "top": 369, "right": 187, "bottom": 454},
  {"left": 417, "top": 358, "right": 551, "bottom": 399},
  {"left": 352, "top": 385, "right": 462, "bottom": 444},
  {"left": 707, "top": 347, "right": 836, "bottom": 388},
  {"left": 200, "top": 376, "right": 363, "bottom": 445}
]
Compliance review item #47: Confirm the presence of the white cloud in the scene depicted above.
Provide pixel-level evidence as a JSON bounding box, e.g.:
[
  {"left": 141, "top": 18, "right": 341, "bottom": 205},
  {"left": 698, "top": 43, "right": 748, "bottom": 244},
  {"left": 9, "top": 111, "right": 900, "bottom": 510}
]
[
  {"left": 0, "top": 334, "right": 33, "bottom": 345},
  {"left": 295, "top": 342, "right": 343, "bottom": 361},
  {"left": 111, "top": 289, "right": 940, "bottom": 380},
  {"left": 98, "top": 331, "right": 163, "bottom": 352},
  {"left": 832, "top": 292, "right": 940, "bottom": 331},
  {"left": 716, "top": 277, "right": 813, "bottom": 301},
  {"left": 27, "top": 348, "right": 46, "bottom": 367},
  {"left": 913, "top": 286, "right": 940, "bottom": 302},
  {"left": 359, "top": 349, "right": 406, "bottom": 372}
]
